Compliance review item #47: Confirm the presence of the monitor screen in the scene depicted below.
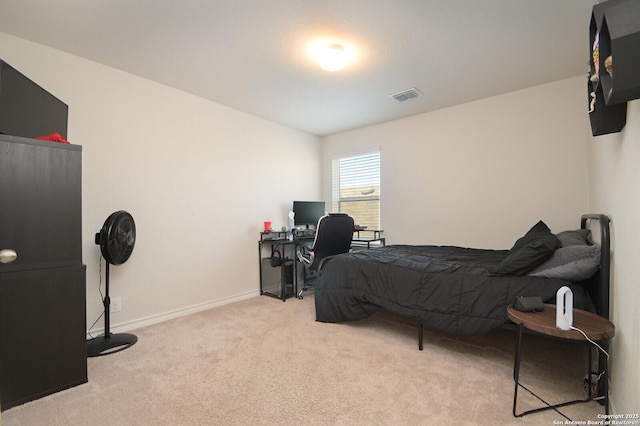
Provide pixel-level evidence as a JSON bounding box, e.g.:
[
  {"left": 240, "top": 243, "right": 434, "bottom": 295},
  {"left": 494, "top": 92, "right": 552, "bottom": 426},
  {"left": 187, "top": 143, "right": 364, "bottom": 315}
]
[{"left": 293, "top": 201, "right": 325, "bottom": 227}]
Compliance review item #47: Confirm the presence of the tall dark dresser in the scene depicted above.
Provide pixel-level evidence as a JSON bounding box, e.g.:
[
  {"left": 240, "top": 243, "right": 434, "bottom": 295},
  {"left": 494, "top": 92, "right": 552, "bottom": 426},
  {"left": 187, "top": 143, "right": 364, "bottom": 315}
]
[
  {"left": 0, "top": 134, "right": 87, "bottom": 410},
  {"left": 0, "top": 60, "right": 87, "bottom": 410}
]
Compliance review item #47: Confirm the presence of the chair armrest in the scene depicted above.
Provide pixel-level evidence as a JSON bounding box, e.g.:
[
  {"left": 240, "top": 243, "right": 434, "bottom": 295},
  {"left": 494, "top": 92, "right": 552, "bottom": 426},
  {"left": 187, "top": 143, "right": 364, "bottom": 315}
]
[{"left": 296, "top": 244, "right": 314, "bottom": 266}]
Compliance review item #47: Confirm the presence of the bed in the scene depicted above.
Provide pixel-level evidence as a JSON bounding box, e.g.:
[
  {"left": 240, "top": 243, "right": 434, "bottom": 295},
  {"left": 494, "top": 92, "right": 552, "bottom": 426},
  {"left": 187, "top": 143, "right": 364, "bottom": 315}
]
[{"left": 314, "top": 214, "right": 611, "bottom": 344}]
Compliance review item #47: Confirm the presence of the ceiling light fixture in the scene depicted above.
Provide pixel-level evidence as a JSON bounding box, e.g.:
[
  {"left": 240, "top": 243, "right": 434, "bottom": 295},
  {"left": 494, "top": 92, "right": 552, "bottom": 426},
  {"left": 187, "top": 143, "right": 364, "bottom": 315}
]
[{"left": 317, "top": 43, "right": 347, "bottom": 72}]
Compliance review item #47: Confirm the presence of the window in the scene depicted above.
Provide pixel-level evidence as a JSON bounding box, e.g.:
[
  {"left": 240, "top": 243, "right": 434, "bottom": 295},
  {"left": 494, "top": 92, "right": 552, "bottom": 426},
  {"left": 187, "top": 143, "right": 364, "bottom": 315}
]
[{"left": 332, "top": 151, "right": 380, "bottom": 229}]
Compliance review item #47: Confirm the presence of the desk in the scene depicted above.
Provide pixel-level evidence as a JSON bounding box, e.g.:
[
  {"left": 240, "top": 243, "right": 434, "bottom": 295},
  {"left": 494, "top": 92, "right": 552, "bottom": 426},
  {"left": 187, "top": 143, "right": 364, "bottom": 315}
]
[
  {"left": 258, "top": 229, "right": 385, "bottom": 301},
  {"left": 507, "top": 304, "right": 615, "bottom": 418},
  {"left": 259, "top": 232, "right": 298, "bottom": 301}
]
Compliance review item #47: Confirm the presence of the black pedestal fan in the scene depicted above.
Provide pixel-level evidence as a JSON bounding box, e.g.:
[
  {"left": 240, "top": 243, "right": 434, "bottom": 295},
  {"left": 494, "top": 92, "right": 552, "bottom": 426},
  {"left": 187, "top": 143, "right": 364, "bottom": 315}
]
[{"left": 87, "top": 210, "right": 138, "bottom": 357}]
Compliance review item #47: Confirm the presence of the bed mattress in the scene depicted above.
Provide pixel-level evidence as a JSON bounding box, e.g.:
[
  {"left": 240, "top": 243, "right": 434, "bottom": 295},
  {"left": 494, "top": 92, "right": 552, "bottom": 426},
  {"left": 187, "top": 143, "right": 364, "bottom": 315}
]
[{"left": 314, "top": 245, "right": 590, "bottom": 335}]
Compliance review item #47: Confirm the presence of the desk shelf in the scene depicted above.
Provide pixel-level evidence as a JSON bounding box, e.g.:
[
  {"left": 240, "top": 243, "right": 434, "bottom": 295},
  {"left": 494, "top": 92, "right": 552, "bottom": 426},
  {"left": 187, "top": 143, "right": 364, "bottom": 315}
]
[{"left": 352, "top": 229, "right": 386, "bottom": 249}]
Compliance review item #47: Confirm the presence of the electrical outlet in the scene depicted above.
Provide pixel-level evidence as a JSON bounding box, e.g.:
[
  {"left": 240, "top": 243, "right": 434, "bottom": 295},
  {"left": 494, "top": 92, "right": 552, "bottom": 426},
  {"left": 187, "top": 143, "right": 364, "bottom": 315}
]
[{"left": 111, "top": 297, "right": 122, "bottom": 313}]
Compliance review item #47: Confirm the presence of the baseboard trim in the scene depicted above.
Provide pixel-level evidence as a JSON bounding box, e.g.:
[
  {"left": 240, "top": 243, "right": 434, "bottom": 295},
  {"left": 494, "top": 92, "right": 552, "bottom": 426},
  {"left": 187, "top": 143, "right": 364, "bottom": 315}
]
[{"left": 87, "top": 290, "right": 260, "bottom": 338}]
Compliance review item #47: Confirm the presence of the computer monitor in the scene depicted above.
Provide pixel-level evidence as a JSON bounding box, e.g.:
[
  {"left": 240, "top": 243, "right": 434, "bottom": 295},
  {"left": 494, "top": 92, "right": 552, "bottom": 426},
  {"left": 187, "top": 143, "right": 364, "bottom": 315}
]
[{"left": 293, "top": 201, "right": 325, "bottom": 228}]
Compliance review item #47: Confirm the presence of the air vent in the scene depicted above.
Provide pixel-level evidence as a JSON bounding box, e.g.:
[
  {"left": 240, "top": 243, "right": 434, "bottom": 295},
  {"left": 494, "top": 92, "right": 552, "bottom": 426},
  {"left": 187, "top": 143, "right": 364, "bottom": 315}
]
[{"left": 389, "top": 87, "right": 423, "bottom": 102}]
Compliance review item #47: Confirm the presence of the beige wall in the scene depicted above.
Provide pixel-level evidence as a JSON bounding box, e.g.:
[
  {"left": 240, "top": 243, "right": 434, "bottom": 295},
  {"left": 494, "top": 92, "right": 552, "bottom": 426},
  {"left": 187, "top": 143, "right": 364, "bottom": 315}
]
[
  {"left": 322, "top": 76, "right": 591, "bottom": 249},
  {"left": 0, "top": 32, "right": 321, "bottom": 331},
  {"left": 588, "top": 99, "right": 640, "bottom": 414}
]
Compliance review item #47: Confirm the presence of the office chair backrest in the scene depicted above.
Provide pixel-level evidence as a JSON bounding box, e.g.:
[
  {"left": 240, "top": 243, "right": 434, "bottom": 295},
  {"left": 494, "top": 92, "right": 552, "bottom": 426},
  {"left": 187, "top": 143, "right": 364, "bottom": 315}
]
[{"left": 308, "top": 213, "right": 354, "bottom": 271}]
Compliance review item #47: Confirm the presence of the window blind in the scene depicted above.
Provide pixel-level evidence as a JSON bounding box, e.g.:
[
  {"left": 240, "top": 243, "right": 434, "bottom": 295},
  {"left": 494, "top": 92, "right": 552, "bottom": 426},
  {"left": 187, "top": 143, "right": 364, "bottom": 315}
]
[{"left": 332, "top": 151, "right": 380, "bottom": 229}]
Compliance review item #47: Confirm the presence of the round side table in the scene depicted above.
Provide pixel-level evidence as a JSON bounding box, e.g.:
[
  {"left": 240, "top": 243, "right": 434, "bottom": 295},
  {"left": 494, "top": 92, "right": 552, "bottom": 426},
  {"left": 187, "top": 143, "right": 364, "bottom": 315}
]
[{"left": 507, "top": 304, "right": 615, "bottom": 418}]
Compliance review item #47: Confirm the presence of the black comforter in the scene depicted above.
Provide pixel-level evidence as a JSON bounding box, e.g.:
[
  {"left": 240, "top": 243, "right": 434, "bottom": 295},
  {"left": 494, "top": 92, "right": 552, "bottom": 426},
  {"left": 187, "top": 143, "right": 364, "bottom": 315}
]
[{"left": 314, "top": 245, "right": 589, "bottom": 335}]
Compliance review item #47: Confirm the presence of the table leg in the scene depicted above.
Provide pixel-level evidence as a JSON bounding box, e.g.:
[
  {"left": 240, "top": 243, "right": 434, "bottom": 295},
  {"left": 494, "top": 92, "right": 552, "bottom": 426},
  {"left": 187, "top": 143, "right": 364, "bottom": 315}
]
[
  {"left": 602, "top": 338, "right": 609, "bottom": 415},
  {"left": 512, "top": 323, "right": 523, "bottom": 416},
  {"left": 512, "top": 326, "right": 596, "bottom": 418}
]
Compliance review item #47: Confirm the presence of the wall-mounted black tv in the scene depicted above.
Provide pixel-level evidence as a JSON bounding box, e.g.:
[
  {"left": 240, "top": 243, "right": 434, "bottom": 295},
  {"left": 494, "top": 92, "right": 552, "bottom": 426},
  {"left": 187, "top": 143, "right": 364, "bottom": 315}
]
[{"left": 293, "top": 201, "right": 325, "bottom": 228}]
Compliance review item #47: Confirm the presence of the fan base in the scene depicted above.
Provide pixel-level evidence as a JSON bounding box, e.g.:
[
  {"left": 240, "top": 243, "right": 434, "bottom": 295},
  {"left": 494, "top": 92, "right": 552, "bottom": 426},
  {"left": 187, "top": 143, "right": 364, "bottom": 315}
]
[{"left": 87, "top": 333, "right": 138, "bottom": 357}]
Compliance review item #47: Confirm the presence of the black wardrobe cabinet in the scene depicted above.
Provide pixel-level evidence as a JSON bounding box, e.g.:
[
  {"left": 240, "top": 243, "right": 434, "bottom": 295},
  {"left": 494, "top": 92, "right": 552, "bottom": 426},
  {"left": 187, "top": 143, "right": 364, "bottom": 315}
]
[{"left": 0, "top": 134, "right": 87, "bottom": 411}]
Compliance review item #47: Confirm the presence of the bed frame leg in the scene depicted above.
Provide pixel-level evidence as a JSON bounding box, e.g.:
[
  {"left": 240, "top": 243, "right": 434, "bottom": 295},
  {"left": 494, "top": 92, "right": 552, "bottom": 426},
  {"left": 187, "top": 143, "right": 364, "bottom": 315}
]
[{"left": 418, "top": 321, "right": 423, "bottom": 350}]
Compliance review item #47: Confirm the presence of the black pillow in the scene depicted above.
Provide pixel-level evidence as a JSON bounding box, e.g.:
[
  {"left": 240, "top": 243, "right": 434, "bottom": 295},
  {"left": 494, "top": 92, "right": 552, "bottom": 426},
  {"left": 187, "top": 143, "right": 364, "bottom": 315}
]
[
  {"left": 509, "top": 220, "right": 554, "bottom": 251},
  {"left": 490, "top": 221, "right": 561, "bottom": 276}
]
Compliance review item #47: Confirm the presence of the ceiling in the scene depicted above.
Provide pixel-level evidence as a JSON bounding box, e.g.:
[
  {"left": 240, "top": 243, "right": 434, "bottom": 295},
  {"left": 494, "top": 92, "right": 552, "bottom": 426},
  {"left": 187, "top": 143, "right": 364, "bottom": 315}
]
[{"left": 0, "top": 0, "right": 594, "bottom": 137}]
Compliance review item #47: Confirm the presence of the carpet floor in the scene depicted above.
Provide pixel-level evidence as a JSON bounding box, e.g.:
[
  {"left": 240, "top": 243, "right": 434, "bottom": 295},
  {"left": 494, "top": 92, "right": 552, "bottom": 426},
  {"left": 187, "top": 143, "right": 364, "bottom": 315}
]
[{"left": 2, "top": 295, "right": 606, "bottom": 425}]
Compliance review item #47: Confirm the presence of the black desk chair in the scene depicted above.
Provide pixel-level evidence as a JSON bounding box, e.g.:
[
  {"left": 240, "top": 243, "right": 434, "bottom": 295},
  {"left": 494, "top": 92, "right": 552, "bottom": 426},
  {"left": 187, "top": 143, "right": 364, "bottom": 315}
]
[{"left": 296, "top": 213, "right": 354, "bottom": 299}]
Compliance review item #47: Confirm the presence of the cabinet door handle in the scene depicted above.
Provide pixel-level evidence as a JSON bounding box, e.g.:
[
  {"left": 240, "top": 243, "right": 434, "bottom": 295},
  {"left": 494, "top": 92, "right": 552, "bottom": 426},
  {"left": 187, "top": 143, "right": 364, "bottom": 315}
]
[{"left": 0, "top": 249, "right": 18, "bottom": 264}]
